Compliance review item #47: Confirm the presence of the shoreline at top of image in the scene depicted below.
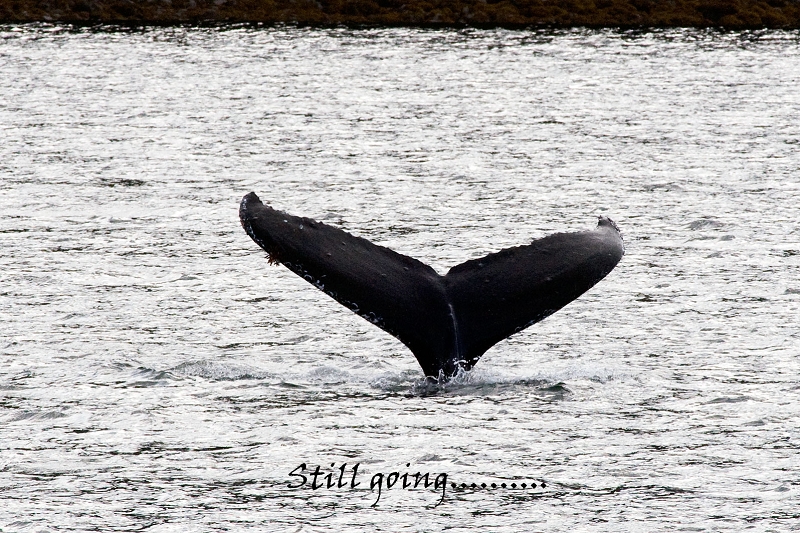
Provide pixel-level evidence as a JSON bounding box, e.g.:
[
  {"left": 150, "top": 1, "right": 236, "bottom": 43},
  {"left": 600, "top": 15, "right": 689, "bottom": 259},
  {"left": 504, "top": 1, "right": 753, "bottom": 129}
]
[{"left": 3, "top": 0, "right": 800, "bottom": 30}]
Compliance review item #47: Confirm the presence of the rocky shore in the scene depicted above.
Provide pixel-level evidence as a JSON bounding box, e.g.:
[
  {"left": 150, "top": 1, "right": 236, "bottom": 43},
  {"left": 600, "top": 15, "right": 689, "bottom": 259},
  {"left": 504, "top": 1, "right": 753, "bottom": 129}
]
[{"left": 2, "top": 0, "right": 799, "bottom": 28}]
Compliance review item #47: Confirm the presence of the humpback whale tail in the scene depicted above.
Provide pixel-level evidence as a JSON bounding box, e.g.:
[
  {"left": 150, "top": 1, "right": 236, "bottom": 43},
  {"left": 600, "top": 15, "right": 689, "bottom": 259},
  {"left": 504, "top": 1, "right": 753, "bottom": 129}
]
[{"left": 240, "top": 192, "right": 624, "bottom": 379}]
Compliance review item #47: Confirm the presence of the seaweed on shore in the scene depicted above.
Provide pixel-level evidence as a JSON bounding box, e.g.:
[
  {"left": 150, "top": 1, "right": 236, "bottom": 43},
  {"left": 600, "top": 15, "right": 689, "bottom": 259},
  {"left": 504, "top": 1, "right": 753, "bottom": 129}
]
[{"left": 1, "top": 0, "right": 799, "bottom": 29}]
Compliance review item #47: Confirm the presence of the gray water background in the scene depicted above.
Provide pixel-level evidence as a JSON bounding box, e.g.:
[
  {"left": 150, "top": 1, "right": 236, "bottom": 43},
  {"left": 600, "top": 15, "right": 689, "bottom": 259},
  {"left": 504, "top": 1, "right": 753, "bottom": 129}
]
[{"left": 1, "top": 24, "right": 799, "bottom": 532}]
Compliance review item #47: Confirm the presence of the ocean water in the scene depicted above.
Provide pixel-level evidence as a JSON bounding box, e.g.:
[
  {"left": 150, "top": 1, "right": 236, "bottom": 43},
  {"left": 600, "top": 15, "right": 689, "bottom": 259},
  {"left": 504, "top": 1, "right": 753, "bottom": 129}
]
[{"left": 1, "top": 24, "right": 799, "bottom": 532}]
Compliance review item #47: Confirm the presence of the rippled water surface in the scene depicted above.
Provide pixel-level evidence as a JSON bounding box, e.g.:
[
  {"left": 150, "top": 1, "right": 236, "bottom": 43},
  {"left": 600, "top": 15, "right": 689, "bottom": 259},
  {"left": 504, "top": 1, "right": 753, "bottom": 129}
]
[{"left": 1, "top": 24, "right": 799, "bottom": 531}]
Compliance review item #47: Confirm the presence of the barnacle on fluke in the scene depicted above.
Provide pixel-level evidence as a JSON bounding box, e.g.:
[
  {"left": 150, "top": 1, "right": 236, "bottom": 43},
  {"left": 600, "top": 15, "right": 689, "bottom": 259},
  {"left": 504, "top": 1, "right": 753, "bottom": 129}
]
[{"left": 2, "top": 0, "right": 800, "bottom": 28}]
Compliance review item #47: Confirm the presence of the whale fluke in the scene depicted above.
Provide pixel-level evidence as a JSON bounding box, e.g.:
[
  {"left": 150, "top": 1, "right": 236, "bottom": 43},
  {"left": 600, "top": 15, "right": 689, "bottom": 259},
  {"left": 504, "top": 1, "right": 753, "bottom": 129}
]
[{"left": 239, "top": 192, "right": 624, "bottom": 379}]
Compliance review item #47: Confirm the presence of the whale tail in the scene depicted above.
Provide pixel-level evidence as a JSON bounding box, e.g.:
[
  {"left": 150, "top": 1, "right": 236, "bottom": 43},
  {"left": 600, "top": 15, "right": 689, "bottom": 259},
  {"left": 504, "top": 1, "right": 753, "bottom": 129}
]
[{"left": 239, "top": 192, "right": 624, "bottom": 378}]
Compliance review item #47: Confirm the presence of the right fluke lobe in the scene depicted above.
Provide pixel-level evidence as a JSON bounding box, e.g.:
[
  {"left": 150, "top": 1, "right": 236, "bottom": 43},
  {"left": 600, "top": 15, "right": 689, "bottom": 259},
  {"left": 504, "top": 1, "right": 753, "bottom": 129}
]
[{"left": 239, "top": 192, "right": 624, "bottom": 379}]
